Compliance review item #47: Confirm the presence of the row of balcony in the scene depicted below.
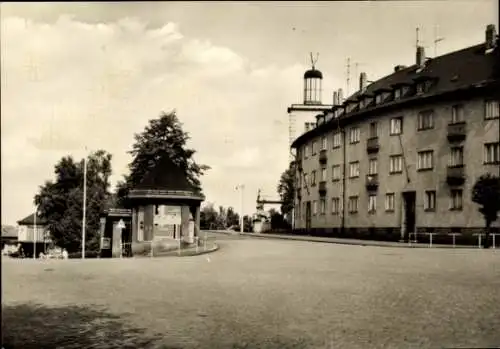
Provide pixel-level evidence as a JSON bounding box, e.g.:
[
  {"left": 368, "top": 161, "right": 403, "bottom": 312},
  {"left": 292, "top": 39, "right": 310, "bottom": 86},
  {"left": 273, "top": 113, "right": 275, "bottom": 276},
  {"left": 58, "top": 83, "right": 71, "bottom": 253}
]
[
  {"left": 295, "top": 123, "right": 468, "bottom": 169},
  {"left": 296, "top": 166, "right": 466, "bottom": 199}
]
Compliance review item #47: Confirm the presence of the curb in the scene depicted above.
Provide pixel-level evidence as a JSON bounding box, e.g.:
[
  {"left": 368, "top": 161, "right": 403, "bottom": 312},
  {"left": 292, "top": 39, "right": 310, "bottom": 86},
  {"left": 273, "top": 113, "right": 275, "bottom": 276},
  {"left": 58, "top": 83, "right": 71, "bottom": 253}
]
[
  {"left": 221, "top": 232, "right": 479, "bottom": 250},
  {"left": 136, "top": 243, "right": 220, "bottom": 258}
]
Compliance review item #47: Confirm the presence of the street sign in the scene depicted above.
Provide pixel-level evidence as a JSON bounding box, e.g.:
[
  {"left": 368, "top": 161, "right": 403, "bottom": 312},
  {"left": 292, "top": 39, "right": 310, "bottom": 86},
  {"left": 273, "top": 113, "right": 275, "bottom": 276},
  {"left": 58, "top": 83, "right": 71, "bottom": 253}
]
[
  {"left": 162, "top": 206, "right": 182, "bottom": 225},
  {"left": 101, "top": 237, "right": 111, "bottom": 249},
  {"left": 117, "top": 219, "right": 126, "bottom": 230}
]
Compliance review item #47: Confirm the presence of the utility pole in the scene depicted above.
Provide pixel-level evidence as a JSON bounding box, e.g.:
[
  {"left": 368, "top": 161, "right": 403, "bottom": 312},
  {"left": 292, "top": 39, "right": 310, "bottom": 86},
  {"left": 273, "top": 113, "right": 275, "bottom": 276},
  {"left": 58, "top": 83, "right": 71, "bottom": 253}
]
[{"left": 82, "top": 147, "right": 88, "bottom": 259}]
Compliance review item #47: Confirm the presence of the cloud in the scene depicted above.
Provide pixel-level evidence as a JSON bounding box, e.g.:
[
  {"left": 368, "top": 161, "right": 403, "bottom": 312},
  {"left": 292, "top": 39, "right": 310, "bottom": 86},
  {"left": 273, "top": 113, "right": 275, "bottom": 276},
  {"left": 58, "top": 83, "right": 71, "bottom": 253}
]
[{"left": 1, "top": 15, "right": 304, "bottom": 224}]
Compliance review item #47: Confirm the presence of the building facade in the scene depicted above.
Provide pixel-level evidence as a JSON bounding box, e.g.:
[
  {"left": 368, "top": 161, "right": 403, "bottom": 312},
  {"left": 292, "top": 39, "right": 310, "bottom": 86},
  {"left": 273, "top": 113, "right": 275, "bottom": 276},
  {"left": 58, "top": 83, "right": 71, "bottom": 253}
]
[
  {"left": 16, "top": 213, "right": 51, "bottom": 257},
  {"left": 291, "top": 24, "right": 500, "bottom": 241}
]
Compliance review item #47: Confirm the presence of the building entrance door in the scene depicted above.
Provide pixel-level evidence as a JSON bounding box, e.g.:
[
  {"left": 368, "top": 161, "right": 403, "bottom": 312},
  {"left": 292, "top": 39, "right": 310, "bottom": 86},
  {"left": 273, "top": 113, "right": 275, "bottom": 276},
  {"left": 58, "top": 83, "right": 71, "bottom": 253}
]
[
  {"left": 305, "top": 201, "right": 312, "bottom": 231},
  {"left": 402, "top": 191, "right": 416, "bottom": 241}
]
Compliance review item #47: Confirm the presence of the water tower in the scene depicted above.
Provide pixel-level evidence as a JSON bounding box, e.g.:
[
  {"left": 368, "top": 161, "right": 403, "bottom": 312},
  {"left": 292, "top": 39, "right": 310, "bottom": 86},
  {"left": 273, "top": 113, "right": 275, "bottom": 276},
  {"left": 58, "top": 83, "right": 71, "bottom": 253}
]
[
  {"left": 303, "top": 53, "right": 323, "bottom": 105},
  {"left": 287, "top": 53, "right": 333, "bottom": 161}
]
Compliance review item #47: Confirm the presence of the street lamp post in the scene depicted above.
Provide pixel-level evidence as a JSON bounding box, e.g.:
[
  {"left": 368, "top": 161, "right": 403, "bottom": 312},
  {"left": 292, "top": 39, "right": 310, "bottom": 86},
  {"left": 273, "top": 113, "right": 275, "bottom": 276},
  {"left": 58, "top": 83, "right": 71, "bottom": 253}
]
[
  {"left": 236, "top": 184, "right": 245, "bottom": 234},
  {"left": 33, "top": 204, "right": 38, "bottom": 260},
  {"left": 82, "top": 147, "right": 88, "bottom": 259}
]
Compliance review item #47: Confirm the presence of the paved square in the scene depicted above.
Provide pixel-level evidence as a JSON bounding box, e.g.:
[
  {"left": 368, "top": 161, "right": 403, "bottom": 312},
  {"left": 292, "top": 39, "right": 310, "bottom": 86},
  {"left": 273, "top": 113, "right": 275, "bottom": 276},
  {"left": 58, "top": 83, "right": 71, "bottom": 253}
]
[{"left": 2, "top": 234, "right": 500, "bottom": 348}]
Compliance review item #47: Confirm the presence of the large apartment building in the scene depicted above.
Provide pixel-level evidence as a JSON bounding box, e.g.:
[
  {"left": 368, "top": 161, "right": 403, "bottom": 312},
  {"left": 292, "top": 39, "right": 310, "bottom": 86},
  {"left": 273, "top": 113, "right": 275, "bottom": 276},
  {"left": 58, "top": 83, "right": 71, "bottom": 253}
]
[{"left": 291, "top": 24, "right": 500, "bottom": 240}]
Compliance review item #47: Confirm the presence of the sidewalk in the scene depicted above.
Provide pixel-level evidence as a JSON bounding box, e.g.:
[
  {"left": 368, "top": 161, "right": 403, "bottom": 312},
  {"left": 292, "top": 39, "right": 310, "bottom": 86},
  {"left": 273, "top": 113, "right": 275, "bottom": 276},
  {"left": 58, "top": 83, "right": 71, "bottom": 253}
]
[{"left": 210, "top": 230, "right": 480, "bottom": 249}]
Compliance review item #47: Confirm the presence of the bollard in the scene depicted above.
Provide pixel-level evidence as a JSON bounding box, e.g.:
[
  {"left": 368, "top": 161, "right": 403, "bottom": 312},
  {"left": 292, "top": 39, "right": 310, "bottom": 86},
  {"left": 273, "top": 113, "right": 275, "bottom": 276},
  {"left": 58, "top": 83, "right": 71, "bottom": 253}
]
[
  {"left": 195, "top": 236, "right": 199, "bottom": 254},
  {"left": 491, "top": 233, "right": 500, "bottom": 249},
  {"left": 425, "top": 233, "right": 436, "bottom": 248},
  {"left": 449, "top": 233, "right": 461, "bottom": 248},
  {"left": 473, "top": 233, "right": 484, "bottom": 249}
]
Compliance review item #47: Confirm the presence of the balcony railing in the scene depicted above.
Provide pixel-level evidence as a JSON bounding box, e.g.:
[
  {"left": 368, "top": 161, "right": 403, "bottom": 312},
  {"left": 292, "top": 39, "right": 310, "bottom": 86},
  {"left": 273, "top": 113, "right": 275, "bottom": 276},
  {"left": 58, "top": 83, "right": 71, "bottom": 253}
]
[
  {"left": 446, "top": 166, "right": 465, "bottom": 185},
  {"left": 447, "top": 123, "right": 466, "bottom": 142},
  {"left": 366, "top": 137, "right": 380, "bottom": 154},
  {"left": 319, "top": 149, "right": 327, "bottom": 164},
  {"left": 365, "top": 174, "right": 379, "bottom": 190},
  {"left": 318, "top": 181, "right": 327, "bottom": 195}
]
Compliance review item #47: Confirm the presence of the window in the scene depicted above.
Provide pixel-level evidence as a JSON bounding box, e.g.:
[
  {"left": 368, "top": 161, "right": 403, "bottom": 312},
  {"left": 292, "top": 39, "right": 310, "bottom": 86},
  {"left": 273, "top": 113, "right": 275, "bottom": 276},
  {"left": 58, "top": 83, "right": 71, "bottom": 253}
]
[
  {"left": 332, "top": 132, "right": 342, "bottom": 148},
  {"left": 312, "top": 141, "right": 317, "bottom": 155},
  {"left": 304, "top": 145, "right": 309, "bottom": 159},
  {"left": 332, "top": 165, "right": 341, "bottom": 181},
  {"left": 451, "top": 105, "right": 464, "bottom": 124},
  {"left": 417, "top": 150, "right": 434, "bottom": 170},
  {"left": 313, "top": 200, "right": 318, "bottom": 215},
  {"left": 320, "top": 198, "right": 326, "bottom": 215},
  {"left": 349, "top": 127, "right": 360, "bottom": 144},
  {"left": 389, "top": 155, "right": 403, "bottom": 174},
  {"left": 303, "top": 202, "right": 307, "bottom": 218},
  {"left": 394, "top": 89, "right": 401, "bottom": 100},
  {"left": 450, "top": 190, "right": 463, "bottom": 210},
  {"left": 485, "top": 100, "right": 499, "bottom": 120},
  {"left": 368, "top": 195, "right": 377, "bottom": 213},
  {"left": 368, "top": 158, "right": 378, "bottom": 175},
  {"left": 321, "top": 167, "right": 327, "bottom": 182},
  {"left": 417, "top": 110, "right": 434, "bottom": 130},
  {"left": 348, "top": 196, "right": 359, "bottom": 214},
  {"left": 331, "top": 197, "right": 340, "bottom": 214},
  {"left": 385, "top": 193, "right": 395, "bottom": 212},
  {"left": 369, "top": 122, "right": 378, "bottom": 138},
  {"left": 390, "top": 117, "right": 403, "bottom": 135},
  {"left": 375, "top": 94, "right": 382, "bottom": 104},
  {"left": 349, "top": 161, "right": 360, "bottom": 178},
  {"left": 311, "top": 170, "right": 316, "bottom": 186},
  {"left": 303, "top": 174, "right": 308, "bottom": 188},
  {"left": 416, "top": 83, "right": 425, "bottom": 95},
  {"left": 424, "top": 190, "right": 436, "bottom": 211},
  {"left": 484, "top": 142, "right": 500, "bottom": 164},
  {"left": 321, "top": 136, "right": 327, "bottom": 150},
  {"left": 449, "top": 147, "right": 464, "bottom": 167}
]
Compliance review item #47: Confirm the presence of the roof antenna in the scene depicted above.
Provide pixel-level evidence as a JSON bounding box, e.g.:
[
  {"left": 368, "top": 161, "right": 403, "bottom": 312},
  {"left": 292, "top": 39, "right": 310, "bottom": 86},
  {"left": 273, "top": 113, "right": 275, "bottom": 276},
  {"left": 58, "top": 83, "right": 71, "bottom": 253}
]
[
  {"left": 434, "top": 25, "right": 444, "bottom": 57},
  {"left": 416, "top": 27, "right": 420, "bottom": 48},
  {"left": 310, "top": 52, "right": 319, "bottom": 70}
]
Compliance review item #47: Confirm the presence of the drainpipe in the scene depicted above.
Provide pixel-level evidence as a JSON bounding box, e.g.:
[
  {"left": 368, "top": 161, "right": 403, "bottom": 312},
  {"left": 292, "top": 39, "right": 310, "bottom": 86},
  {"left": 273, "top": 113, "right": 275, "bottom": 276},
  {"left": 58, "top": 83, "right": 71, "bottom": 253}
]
[{"left": 340, "top": 123, "right": 347, "bottom": 235}]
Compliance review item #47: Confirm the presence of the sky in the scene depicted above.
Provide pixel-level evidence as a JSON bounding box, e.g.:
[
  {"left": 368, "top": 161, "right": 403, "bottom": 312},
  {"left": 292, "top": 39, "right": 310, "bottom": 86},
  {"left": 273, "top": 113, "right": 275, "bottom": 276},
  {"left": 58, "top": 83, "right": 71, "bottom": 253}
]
[{"left": 1, "top": 1, "right": 498, "bottom": 225}]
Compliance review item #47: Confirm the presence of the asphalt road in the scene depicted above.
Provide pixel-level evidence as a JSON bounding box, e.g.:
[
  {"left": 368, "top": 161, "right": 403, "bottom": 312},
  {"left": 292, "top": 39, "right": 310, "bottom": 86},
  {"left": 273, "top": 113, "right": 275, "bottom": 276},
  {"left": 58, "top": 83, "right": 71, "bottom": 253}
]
[{"left": 2, "top": 232, "right": 500, "bottom": 349}]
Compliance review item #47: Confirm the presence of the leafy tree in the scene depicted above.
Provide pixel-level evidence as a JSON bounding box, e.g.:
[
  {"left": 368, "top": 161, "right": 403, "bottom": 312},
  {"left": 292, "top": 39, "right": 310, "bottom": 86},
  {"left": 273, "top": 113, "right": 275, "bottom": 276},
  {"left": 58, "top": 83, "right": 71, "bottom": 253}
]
[
  {"left": 200, "top": 203, "right": 219, "bottom": 230},
  {"left": 226, "top": 207, "right": 240, "bottom": 228},
  {"left": 472, "top": 173, "right": 500, "bottom": 248},
  {"left": 35, "top": 150, "right": 113, "bottom": 253},
  {"left": 277, "top": 162, "right": 296, "bottom": 217},
  {"left": 116, "top": 111, "right": 209, "bottom": 206}
]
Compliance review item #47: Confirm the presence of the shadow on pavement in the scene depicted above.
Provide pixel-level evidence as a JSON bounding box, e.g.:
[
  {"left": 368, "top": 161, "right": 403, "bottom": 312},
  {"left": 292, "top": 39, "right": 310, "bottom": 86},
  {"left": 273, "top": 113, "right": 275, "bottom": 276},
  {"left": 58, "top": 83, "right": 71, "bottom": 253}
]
[{"left": 1, "top": 303, "right": 177, "bottom": 349}]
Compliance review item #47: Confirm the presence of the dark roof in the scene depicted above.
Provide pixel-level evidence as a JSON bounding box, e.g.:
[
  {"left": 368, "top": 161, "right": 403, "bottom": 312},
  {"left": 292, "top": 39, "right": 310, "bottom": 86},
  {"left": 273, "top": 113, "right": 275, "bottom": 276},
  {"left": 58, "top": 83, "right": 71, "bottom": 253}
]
[
  {"left": 133, "top": 155, "right": 196, "bottom": 192},
  {"left": 304, "top": 69, "right": 323, "bottom": 79},
  {"left": 17, "top": 213, "right": 47, "bottom": 226},
  {"left": 2, "top": 225, "right": 17, "bottom": 238},
  {"left": 292, "top": 41, "right": 499, "bottom": 148}
]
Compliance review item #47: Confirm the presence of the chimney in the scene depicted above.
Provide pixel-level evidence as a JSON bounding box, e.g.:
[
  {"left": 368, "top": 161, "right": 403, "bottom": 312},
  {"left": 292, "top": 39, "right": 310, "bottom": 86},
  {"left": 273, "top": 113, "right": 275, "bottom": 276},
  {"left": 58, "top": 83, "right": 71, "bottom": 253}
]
[
  {"left": 333, "top": 91, "right": 338, "bottom": 106},
  {"left": 394, "top": 65, "right": 407, "bottom": 72},
  {"left": 416, "top": 46, "right": 425, "bottom": 67},
  {"left": 337, "top": 88, "right": 344, "bottom": 104},
  {"left": 359, "top": 72, "right": 368, "bottom": 92},
  {"left": 486, "top": 24, "right": 497, "bottom": 50}
]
